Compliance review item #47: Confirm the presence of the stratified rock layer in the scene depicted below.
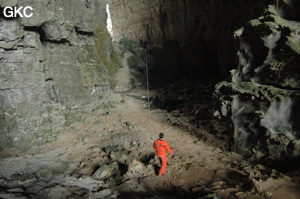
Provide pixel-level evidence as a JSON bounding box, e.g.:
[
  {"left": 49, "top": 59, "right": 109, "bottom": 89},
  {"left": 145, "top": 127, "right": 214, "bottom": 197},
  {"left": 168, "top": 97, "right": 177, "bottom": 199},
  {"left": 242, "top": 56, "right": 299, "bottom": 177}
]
[
  {"left": 215, "top": 6, "right": 300, "bottom": 162},
  {"left": 0, "top": 0, "right": 116, "bottom": 149}
]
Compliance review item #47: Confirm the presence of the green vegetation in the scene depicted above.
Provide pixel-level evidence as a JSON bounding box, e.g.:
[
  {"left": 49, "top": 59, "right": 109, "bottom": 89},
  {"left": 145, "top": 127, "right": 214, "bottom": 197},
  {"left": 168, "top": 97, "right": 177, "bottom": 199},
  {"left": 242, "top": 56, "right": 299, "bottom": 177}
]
[
  {"left": 127, "top": 54, "right": 139, "bottom": 69},
  {"left": 136, "top": 48, "right": 146, "bottom": 60},
  {"left": 119, "top": 37, "right": 138, "bottom": 55},
  {"left": 94, "top": 26, "right": 122, "bottom": 88},
  {"left": 130, "top": 77, "right": 137, "bottom": 89}
]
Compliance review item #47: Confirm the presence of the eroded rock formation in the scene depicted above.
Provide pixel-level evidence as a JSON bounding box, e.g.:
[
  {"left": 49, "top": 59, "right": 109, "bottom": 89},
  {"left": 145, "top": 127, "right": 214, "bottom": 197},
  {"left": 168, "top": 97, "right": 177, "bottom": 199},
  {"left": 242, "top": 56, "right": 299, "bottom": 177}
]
[
  {"left": 215, "top": 5, "right": 300, "bottom": 163},
  {"left": 0, "top": 0, "right": 118, "bottom": 149}
]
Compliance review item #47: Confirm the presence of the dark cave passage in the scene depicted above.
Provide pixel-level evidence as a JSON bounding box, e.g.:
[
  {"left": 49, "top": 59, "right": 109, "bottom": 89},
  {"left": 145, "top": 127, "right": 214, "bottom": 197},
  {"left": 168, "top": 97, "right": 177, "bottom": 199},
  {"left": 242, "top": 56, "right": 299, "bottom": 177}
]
[{"left": 108, "top": 0, "right": 274, "bottom": 86}]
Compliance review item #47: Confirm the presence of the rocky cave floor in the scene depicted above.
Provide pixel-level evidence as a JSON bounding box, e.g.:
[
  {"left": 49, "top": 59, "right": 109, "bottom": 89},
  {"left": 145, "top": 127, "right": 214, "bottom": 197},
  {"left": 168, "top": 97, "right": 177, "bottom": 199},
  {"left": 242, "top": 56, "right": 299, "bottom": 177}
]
[
  {"left": 1, "top": 54, "right": 300, "bottom": 199},
  {"left": 0, "top": 88, "right": 300, "bottom": 199}
]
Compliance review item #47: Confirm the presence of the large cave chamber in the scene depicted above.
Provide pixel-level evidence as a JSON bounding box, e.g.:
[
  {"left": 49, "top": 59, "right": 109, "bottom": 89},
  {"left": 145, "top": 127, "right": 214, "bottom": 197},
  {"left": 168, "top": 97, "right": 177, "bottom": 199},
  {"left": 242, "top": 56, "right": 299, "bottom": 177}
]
[
  {"left": 108, "top": 0, "right": 300, "bottom": 167},
  {"left": 0, "top": 0, "right": 300, "bottom": 198}
]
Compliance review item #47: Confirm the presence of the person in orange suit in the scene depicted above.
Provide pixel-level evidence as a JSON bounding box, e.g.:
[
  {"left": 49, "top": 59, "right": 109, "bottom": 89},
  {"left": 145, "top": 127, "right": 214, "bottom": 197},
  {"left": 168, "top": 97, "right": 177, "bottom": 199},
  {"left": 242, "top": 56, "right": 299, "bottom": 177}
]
[{"left": 153, "top": 132, "right": 173, "bottom": 176}]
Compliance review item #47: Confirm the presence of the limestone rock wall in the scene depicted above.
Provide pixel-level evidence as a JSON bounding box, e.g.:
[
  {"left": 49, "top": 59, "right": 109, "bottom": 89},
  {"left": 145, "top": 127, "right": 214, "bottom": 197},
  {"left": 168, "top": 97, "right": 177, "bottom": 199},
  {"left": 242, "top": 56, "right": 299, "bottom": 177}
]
[
  {"left": 215, "top": 6, "right": 300, "bottom": 162},
  {"left": 109, "top": 0, "right": 271, "bottom": 82},
  {"left": 0, "top": 0, "right": 114, "bottom": 149},
  {"left": 109, "top": 0, "right": 161, "bottom": 44}
]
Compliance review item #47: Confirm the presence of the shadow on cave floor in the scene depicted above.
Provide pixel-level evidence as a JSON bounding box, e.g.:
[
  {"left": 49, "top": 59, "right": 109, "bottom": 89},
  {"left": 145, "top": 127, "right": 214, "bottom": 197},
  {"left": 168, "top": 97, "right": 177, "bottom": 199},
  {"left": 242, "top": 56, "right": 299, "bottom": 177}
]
[
  {"left": 145, "top": 77, "right": 233, "bottom": 152},
  {"left": 118, "top": 187, "right": 220, "bottom": 199},
  {"left": 117, "top": 169, "right": 255, "bottom": 199},
  {"left": 263, "top": 156, "right": 300, "bottom": 174}
]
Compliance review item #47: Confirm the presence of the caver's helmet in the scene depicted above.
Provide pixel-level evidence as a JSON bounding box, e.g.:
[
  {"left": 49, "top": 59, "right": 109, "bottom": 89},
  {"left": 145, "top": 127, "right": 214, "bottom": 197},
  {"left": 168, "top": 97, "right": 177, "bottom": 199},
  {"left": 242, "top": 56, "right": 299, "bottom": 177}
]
[{"left": 159, "top": 132, "right": 164, "bottom": 139}]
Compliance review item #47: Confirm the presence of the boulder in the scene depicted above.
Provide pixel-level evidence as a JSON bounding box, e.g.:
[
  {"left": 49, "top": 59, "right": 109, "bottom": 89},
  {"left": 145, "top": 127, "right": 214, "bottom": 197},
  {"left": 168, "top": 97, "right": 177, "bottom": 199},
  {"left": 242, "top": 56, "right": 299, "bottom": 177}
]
[
  {"left": 44, "top": 185, "right": 71, "bottom": 199},
  {"left": 104, "top": 146, "right": 119, "bottom": 153},
  {"left": 36, "top": 169, "right": 53, "bottom": 182},
  {"left": 126, "top": 159, "right": 154, "bottom": 178},
  {"left": 93, "top": 162, "right": 119, "bottom": 180},
  {"left": 110, "top": 151, "right": 132, "bottom": 164},
  {"left": 91, "top": 189, "right": 119, "bottom": 199}
]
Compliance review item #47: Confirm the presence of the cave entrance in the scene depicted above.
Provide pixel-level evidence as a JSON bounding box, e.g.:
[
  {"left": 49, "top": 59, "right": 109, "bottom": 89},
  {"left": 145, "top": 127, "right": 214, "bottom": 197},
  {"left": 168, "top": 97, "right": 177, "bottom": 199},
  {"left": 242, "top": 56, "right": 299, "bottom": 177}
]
[{"left": 106, "top": 4, "right": 114, "bottom": 40}]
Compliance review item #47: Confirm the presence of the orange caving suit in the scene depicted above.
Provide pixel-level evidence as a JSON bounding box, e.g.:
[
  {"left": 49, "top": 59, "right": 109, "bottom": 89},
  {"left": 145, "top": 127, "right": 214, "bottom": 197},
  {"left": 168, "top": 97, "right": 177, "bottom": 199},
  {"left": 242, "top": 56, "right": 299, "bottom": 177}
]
[{"left": 153, "top": 139, "right": 173, "bottom": 175}]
